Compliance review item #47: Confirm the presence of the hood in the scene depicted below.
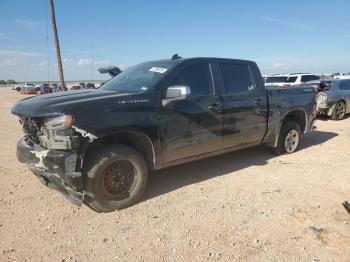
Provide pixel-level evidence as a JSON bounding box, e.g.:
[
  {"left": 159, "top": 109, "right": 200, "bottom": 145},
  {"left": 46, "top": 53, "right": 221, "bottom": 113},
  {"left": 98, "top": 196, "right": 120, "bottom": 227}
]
[{"left": 11, "top": 89, "right": 146, "bottom": 118}]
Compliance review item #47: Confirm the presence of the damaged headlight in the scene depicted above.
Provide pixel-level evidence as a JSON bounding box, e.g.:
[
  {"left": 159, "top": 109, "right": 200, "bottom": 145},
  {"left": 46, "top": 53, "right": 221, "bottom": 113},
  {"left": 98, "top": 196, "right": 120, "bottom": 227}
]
[
  {"left": 43, "top": 114, "right": 74, "bottom": 128},
  {"left": 317, "top": 93, "right": 327, "bottom": 101},
  {"left": 39, "top": 114, "right": 79, "bottom": 150}
]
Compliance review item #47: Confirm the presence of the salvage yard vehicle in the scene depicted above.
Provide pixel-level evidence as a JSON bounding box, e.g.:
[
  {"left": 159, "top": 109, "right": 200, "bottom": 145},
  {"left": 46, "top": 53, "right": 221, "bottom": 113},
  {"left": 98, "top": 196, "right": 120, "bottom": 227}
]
[
  {"left": 264, "top": 75, "right": 288, "bottom": 87},
  {"left": 11, "top": 57, "right": 317, "bottom": 212},
  {"left": 287, "top": 73, "right": 320, "bottom": 86},
  {"left": 38, "top": 83, "right": 52, "bottom": 94},
  {"left": 20, "top": 83, "right": 38, "bottom": 94},
  {"left": 317, "top": 79, "right": 350, "bottom": 120}
]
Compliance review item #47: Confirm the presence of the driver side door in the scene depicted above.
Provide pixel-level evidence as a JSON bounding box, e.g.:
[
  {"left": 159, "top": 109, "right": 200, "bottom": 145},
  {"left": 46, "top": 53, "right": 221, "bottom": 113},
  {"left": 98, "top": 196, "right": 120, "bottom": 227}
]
[{"left": 159, "top": 62, "right": 224, "bottom": 163}]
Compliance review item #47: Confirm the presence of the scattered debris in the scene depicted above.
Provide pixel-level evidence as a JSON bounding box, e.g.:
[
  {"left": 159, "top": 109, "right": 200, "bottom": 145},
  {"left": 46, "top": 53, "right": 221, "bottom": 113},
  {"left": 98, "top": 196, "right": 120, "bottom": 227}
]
[
  {"left": 309, "top": 226, "right": 324, "bottom": 234},
  {"left": 342, "top": 201, "right": 350, "bottom": 215}
]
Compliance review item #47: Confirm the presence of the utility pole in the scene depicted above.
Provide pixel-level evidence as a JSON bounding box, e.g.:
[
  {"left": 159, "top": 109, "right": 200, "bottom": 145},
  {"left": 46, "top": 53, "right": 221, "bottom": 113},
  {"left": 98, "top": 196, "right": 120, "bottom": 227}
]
[{"left": 50, "top": 0, "right": 67, "bottom": 91}]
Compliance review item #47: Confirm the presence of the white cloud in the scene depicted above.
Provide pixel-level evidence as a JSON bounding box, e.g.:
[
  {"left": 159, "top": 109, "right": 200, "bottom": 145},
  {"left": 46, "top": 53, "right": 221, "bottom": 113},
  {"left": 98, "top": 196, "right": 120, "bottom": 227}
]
[
  {"left": 272, "top": 63, "right": 284, "bottom": 68},
  {"left": 63, "top": 58, "right": 74, "bottom": 63},
  {"left": 259, "top": 16, "right": 313, "bottom": 31},
  {"left": 38, "top": 61, "right": 47, "bottom": 66},
  {"left": 0, "top": 33, "right": 11, "bottom": 40},
  {"left": 14, "top": 18, "right": 40, "bottom": 28},
  {"left": 78, "top": 58, "right": 92, "bottom": 66},
  {"left": 0, "top": 50, "right": 42, "bottom": 66}
]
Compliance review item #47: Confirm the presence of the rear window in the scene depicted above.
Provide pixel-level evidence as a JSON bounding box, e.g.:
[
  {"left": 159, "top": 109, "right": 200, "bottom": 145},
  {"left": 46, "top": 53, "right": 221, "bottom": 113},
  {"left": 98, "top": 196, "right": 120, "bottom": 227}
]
[
  {"left": 301, "top": 75, "right": 320, "bottom": 82},
  {"left": 220, "top": 63, "right": 253, "bottom": 93},
  {"left": 266, "top": 76, "right": 287, "bottom": 83}
]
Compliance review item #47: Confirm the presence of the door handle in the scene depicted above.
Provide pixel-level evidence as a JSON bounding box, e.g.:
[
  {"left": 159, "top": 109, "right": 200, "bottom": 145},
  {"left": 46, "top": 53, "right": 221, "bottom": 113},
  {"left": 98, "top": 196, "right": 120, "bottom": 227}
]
[
  {"left": 208, "top": 103, "right": 221, "bottom": 112},
  {"left": 254, "top": 99, "right": 262, "bottom": 106}
]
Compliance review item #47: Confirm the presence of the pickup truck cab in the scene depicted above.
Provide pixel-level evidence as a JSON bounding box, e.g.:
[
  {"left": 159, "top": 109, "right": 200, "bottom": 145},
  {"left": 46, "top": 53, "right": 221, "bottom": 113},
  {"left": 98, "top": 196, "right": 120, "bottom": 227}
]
[{"left": 11, "top": 57, "right": 316, "bottom": 212}]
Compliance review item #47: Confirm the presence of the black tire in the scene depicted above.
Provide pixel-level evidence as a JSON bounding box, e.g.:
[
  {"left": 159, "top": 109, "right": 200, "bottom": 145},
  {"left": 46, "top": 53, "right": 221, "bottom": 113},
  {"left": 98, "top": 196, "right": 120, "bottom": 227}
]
[
  {"left": 331, "top": 101, "right": 346, "bottom": 120},
  {"left": 83, "top": 145, "right": 148, "bottom": 212},
  {"left": 272, "top": 121, "right": 301, "bottom": 155}
]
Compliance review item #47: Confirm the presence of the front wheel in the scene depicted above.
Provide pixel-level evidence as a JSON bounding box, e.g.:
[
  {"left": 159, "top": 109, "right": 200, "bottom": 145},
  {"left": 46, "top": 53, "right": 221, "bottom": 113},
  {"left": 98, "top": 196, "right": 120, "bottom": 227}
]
[
  {"left": 272, "top": 121, "right": 301, "bottom": 155},
  {"left": 83, "top": 145, "right": 148, "bottom": 212}
]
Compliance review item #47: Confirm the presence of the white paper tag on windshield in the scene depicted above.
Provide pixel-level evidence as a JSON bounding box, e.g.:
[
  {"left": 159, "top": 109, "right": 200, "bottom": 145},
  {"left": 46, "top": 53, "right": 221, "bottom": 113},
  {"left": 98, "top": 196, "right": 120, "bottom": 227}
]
[{"left": 149, "top": 67, "right": 167, "bottom": 74}]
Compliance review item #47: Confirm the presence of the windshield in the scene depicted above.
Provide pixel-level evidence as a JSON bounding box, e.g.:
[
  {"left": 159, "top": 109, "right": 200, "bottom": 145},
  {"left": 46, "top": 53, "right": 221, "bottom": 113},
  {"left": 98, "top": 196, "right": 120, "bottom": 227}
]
[
  {"left": 101, "top": 61, "right": 179, "bottom": 93},
  {"left": 266, "top": 76, "right": 287, "bottom": 83}
]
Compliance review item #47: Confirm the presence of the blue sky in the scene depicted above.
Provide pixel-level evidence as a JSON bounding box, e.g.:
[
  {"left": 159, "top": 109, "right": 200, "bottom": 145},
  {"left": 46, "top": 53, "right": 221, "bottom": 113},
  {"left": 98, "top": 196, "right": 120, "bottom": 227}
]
[{"left": 0, "top": 0, "right": 349, "bottom": 81}]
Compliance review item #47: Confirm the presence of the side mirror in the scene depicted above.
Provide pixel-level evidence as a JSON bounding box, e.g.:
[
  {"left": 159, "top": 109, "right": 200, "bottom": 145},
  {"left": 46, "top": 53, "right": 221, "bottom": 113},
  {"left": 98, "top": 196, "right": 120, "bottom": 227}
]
[{"left": 162, "top": 85, "right": 191, "bottom": 106}]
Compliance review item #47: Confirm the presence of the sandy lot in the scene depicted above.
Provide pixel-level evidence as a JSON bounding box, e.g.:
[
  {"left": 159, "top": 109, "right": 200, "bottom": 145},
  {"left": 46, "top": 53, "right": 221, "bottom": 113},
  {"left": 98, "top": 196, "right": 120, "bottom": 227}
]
[{"left": 0, "top": 87, "right": 349, "bottom": 261}]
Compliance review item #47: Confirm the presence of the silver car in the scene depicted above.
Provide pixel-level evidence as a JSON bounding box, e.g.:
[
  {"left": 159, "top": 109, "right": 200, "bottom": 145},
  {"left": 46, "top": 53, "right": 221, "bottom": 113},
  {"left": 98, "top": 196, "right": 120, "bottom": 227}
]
[{"left": 317, "top": 79, "right": 350, "bottom": 120}]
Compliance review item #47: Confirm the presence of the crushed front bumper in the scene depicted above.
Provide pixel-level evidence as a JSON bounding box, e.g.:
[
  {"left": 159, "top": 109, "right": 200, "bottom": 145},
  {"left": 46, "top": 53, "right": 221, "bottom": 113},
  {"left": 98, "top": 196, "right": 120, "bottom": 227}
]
[{"left": 16, "top": 138, "right": 84, "bottom": 206}]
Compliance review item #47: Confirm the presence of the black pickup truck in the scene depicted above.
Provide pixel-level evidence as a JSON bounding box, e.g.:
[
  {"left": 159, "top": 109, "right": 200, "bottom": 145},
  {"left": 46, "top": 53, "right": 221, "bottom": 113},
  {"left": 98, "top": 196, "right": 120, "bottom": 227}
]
[{"left": 11, "top": 57, "right": 316, "bottom": 212}]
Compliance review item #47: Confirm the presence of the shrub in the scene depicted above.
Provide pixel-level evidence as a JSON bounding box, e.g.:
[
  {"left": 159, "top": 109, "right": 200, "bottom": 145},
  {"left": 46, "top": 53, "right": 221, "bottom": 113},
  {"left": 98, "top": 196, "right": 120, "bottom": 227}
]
[{"left": 7, "top": 79, "right": 17, "bottom": 84}]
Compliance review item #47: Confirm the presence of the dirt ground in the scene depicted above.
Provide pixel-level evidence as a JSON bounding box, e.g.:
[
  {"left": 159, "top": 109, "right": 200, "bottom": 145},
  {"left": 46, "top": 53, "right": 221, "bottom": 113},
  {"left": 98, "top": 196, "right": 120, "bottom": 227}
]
[{"left": 0, "top": 87, "right": 349, "bottom": 261}]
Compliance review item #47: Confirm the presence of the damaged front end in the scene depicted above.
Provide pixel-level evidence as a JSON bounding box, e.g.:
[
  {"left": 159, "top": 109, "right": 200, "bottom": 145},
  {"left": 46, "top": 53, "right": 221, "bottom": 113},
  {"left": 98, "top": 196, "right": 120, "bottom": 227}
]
[{"left": 16, "top": 115, "right": 90, "bottom": 206}]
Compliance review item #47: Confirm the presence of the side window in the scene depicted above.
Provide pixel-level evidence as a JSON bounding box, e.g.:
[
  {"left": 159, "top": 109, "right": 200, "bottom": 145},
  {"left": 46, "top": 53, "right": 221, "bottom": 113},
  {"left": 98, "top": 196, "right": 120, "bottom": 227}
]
[
  {"left": 220, "top": 63, "right": 253, "bottom": 93},
  {"left": 172, "top": 63, "right": 213, "bottom": 96},
  {"left": 301, "top": 75, "right": 320, "bottom": 82}
]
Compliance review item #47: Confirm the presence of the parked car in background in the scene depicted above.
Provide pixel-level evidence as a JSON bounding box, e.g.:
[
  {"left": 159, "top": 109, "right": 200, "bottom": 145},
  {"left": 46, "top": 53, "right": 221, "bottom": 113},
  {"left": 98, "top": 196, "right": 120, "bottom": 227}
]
[
  {"left": 265, "top": 75, "right": 289, "bottom": 86},
  {"left": 317, "top": 79, "right": 350, "bottom": 120},
  {"left": 13, "top": 86, "right": 22, "bottom": 92},
  {"left": 284, "top": 74, "right": 320, "bottom": 86},
  {"left": 11, "top": 57, "right": 316, "bottom": 212},
  {"left": 79, "top": 83, "right": 86, "bottom": 89},
  {"left": 86, "top": 83, "right": 95, "bottom": 89},
  {"left": 334, "top": 73, "right": 350, "bottom": 80},
  {"left": 70, "top": 85, "right": 81, "bottom": 90},
  {"left": 51, "top": 83, "right": 60, "bottom": 92},
  {"left": 20, "top": 83, "right": 38, "bottom": 94},
  {"left": 38, "top": 84, "right": 52, "bottom": 94}
]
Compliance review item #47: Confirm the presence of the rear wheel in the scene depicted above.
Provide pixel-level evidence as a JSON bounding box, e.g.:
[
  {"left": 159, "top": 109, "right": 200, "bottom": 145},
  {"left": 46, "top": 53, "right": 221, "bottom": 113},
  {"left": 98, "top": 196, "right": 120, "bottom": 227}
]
[
  {"left": 83, "top": 145, "right": 148, "bottom": 212},
  {"left": 272, "top": 121, "right": 301, "bottom": 155},
  {"left": 331, "top": 101, "right": 346, "bottom": 120}
]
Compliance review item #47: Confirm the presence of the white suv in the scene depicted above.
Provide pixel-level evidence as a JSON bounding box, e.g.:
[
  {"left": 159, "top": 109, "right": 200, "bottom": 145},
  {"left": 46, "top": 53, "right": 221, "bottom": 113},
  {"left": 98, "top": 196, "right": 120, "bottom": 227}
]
[
  {"left": 265, "top": 75, "right": 289, "bottom": 87},
  {"left": 284, "top": 73, "right": 320, "bottom": 86}
]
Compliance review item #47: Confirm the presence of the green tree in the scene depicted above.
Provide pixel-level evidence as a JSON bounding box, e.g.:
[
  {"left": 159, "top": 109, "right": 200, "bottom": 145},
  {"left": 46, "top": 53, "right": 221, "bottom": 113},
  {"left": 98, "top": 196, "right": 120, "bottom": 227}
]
[
  {"left": 7, "top": 79, "right": 17, "bottom": 84},
  {"left": 0, "top": 80, "right": 7, "bottom": 85}
]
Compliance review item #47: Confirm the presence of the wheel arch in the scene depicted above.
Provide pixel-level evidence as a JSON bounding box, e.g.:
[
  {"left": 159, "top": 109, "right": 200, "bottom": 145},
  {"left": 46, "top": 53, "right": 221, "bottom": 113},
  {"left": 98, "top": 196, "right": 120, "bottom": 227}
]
[
  {"left": 83, "top": 130, "right": 158, "bottom": 170},
  {"left": 282, "top": 109, "right": 307, "bottom": 133},
  {"left": 270, "top": 109, "right": 307, "bottom": 148},
  {"left": 327, "top": 99, "right": 347, "bottom": 117}
]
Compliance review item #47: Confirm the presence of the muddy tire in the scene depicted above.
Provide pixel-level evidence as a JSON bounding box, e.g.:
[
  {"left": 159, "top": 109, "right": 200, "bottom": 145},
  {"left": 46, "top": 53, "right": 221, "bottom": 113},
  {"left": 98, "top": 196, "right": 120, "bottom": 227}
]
[
  {"left": 331, "top": 101, "right": 346, "bottom": 120},
  {"left": 272, "top": 121, "right": 301, "bottom": 155},
  {"left": 83, "top": 145, "right": 148, "bottom": 212}
]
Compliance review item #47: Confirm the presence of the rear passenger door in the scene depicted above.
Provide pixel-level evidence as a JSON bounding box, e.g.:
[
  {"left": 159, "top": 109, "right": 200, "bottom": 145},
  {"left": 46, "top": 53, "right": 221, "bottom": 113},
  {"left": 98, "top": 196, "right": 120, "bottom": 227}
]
[{"left": 217, "top": 61, "right": 267, "bottom": 148}]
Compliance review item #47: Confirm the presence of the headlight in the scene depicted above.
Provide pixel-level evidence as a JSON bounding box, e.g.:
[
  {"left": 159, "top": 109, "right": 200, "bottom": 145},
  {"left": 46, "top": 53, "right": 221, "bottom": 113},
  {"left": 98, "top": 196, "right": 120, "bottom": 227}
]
[
  {"left": 43, "top": 114, "right": 73, "bottom": 128},
  {"left": 317, "top": 93, "right": 327, "bottom": 101},
  {"left": 40, "top": 114, "right": 78, "bottom": 150}
]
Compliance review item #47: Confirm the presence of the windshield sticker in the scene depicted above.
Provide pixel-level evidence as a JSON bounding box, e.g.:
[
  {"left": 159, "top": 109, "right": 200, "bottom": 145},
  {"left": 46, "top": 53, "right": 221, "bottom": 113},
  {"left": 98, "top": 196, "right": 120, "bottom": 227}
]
[
  {"left": 141, "top": 87, "right": 148, "bottom": 91},
  {"left": 149, "top": 67, "right": 167, "bottom": 74}
]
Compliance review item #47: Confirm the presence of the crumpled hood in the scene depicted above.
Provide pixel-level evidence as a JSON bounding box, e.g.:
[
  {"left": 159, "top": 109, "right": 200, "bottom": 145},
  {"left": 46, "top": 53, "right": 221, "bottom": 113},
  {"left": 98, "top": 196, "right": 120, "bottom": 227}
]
[{"left": 11, "top": 89, "right": 146, "bottom": 118}]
